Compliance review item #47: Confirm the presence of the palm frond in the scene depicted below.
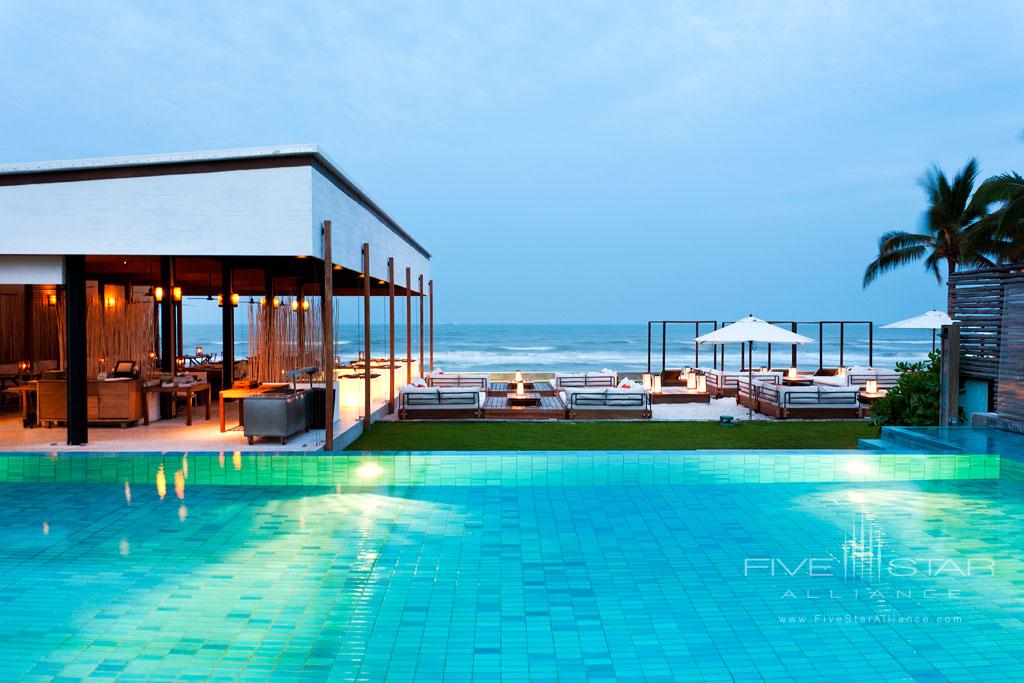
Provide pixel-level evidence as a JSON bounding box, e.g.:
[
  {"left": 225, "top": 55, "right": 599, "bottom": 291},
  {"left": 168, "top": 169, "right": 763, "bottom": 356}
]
[{"left": 863, "top": 245, "right": 927, "bottom": 287}]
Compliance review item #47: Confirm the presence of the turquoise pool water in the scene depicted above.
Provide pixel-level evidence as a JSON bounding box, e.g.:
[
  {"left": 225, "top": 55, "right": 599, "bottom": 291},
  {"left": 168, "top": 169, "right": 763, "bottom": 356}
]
[{"left": 1, "top": 451, "right": 1023, "bottom": 681}]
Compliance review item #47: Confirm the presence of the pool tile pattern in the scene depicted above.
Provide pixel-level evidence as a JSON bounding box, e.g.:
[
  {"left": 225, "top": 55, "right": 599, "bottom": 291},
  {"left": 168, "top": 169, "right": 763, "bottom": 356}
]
[{"left": 0, "top": 451, "right": 1021, "bottom": 680}]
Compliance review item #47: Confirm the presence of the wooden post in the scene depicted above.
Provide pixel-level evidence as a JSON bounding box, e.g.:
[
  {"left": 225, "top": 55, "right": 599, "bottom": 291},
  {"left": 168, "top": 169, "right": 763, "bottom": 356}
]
[
  {"left": 264, "top": 270, "right": 275, "bottom": 379},
  {"left": 322, "top": 221, "right": 334, "bottom": 451},
  {"left": 646, "top": 321, "right": 652, "bottom": 373},
  {"left": 429, "top": 279, "right": 434, "bottom": 374},
  {"left": 22, "top": 285, "right": 34, "bottom": 366},
  {"left": 176, "top": 294, "right": 183, "bottom": 366},
  {"left": 65, "top": 255, "right": 88, "bottom": 445},
  {"left": 791, "top": 323, "right": 798, "bottom": 368},
  {"left": 221, "top": 260, "right": 234, "bottom": 389},
  {"left": 418, "top": 274, "right": 425, "bottom": 376},
  {"left": 297, "top": 286, "right": 305, "bottom": 365},
  {"left": 159, "top": 256, "right": 176, "bottom": 419},
  {"left": 869, "top": 324, "right": 874, "bottom": 366},
  {"left": 362, "top": 243, "right": 372, "bottom": 429},
  {"left": 661, "top": 322, "right": 666, "bottom": 373},
  {"left": 818, "top": 322, "right": 824, "bottom": 369},
  {"left": 406, "top": 267, "right": 412, "bottom": 383},
  {"left": 694, "top": 322, "right": 700, "bottom": 368},
  {"left": 839, "top": 322, "right": 845, "bottom": 368},
  {"left": 940, "top": 323, "right": 961, "bottom": 425},
  {"left": 388, "top": 258, "right": 396, "bottom": 412}
]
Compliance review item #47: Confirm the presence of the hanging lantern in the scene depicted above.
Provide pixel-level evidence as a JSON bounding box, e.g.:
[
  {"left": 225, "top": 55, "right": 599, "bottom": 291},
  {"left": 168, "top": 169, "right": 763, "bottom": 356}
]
[
  {"left": 172, "top": 286, "right": 182, "bottom": 301},
  {"left": 154, "top": 286, "right": 164, "bottom": 302},
  {"left": 230, "top": 292, "right": 239, "bottom": 306}
]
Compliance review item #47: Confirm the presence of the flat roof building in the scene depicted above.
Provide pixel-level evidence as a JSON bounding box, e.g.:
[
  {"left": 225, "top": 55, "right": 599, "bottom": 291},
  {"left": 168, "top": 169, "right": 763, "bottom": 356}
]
[{"left": 0, "top": 145, "right": 434, "bottom": 449}]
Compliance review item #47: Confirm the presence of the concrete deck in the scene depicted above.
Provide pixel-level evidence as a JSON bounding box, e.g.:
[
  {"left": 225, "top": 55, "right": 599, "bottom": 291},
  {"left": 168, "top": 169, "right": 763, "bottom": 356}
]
[{"left": 0, "top": 398, "right": 391, "bottom": 453}]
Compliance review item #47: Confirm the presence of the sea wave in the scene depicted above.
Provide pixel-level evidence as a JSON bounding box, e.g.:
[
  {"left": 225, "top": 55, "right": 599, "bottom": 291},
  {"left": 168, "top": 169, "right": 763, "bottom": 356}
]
[{"left": 500, "top": 345, "right": 555, "bottom": 351}]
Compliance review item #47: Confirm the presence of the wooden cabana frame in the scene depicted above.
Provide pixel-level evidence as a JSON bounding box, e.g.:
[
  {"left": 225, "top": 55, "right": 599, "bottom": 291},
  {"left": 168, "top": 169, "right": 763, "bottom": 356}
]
[{"left": 648, "top": 319, "right": 875, "bottom": 373}]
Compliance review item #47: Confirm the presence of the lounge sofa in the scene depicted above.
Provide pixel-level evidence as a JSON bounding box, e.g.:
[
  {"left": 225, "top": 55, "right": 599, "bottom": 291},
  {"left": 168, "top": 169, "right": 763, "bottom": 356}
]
[
  {"left": 738, "top": 378, "right": 860, "bottom": 419},
  {"left": 563, "top": 387, "right": 651, "bottom": 419},
  {"left": 426, "top": 373, "right": 489, "bottom": 390},
  {"left": 399, "top": 385, "right": 485, "bottom": 419},
  {"left": 703, "top": 369, "right": 782, "bottom": 398},
  {"left": 552, "top": 372, "right": 617, "bottom": 389}
]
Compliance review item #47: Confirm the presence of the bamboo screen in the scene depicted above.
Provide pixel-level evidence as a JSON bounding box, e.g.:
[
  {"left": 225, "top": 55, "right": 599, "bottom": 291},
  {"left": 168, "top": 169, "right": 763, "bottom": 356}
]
[
  {"left": 247, "top": 298, "right": 337, "bottom": 383},
  {"left": 54, "top": 285, "right": 156, "bottom": 379},
  {"left": 0, "top": 285, "right": 61, "bottom": 365}
]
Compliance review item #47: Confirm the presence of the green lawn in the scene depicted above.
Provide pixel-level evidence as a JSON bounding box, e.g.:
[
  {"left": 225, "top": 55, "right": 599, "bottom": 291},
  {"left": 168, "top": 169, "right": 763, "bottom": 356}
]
[{"left": 346, "top": 421, "right": 879, "bottom": 451}]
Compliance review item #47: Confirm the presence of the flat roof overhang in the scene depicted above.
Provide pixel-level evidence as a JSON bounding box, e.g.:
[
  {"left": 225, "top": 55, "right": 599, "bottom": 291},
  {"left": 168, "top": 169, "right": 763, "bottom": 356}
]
[{"left": 0, "top": 145, "right": 430, "bottom": 261}]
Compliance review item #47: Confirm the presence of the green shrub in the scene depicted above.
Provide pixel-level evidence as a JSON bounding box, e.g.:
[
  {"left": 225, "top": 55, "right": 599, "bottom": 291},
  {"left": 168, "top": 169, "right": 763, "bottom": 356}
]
[{"left": 870, "top": 351, "right": 943, "bottom": 426}]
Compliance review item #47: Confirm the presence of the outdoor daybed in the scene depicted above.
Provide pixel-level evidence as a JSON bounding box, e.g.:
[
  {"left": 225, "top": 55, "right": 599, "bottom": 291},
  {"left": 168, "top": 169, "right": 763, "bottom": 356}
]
[
  {"left": 552, "top": 372, "right": 617, "bottom": 389},
  {"left": 425, "top": 373, "right": 490, "bottom": 390},
  {"left": 398, "top": 385, "right": 486, "bottom": 419},
  {"left": 738, "top": 378, "right": 860, "bottom": 419},
  {"left": 702, "top": 369, "right": 783, "bottom": 398},
  {"left": 562, "top": 386, "right": 652, "bottom": 419}
]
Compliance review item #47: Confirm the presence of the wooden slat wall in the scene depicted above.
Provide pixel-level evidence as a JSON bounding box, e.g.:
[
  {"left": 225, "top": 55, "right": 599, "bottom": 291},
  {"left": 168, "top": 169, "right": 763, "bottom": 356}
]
[
  {"left": 996, "top": 283, "right": 1024, "bottom": 420},
  {"left": 949, "top": 263, "right": 1024, "bottom": 413}
]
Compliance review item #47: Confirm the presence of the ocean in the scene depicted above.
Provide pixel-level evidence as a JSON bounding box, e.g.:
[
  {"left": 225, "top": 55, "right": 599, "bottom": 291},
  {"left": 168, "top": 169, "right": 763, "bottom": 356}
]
[{"left": 182, "top": 323, "right": 935, "bottom": 372}]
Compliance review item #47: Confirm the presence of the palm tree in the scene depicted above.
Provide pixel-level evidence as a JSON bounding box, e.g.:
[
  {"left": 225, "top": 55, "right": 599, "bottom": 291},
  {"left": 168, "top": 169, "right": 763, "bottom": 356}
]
[
  {"left": 972, "top": 131, "right": 1024, "bottom": 262},
  {"left": 863, "top": 158, "right": 993, "bottom": 312}
]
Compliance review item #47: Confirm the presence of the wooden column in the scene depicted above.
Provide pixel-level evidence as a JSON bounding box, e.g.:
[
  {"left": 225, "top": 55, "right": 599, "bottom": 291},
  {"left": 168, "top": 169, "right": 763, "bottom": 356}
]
[
  {"left": 418, "top": 274, "right": 425, "bottom": 376},
  {"left": 221, "top": 260, "right": 234, "bottom": 389},
  {"left": 159, "top": 256, "right": 176, "bottom": 419},
  {"left": 264, "top": 270, "right": 275, "bottom": 378},
  {"left": 322, "top": 221, "right": 335, "bottom": 451},
  {"left": 429, "top": 279, "right": 434, "bottom": 374},
  {"left": 868, "top": 324, "right": 874, "bottom": 366},
  {"left": 388, "top": 257, "right": 396, "bottom": 412},
  {"left": 405, "top": 267, "right": 413, "bottom": 383},
  {"left": 176, "top": 293, "right": 183, "bottom": 365},
  {"left": 791, "top": 323, "right": 798, "bottom": 367},
  {"left": 839, "top": 322, "right": 845, "bottom": 368},
  {"left": 362, "top": 243, "right": 372, "bottom": 429},
  {"left": 940, "top": 324, "right": 961, "bottom": 425},
  {"left": 646, "top": 322, "right": 652, "bottom": 373},
  {"left": 22, "top": 285, "right": 34, "bottom": 366},
  {"left": 297, "top": 286, "right": 305, "bottom": 364},
  {"left": 65, "top": 255, "right": 88, "bottom": 445}
]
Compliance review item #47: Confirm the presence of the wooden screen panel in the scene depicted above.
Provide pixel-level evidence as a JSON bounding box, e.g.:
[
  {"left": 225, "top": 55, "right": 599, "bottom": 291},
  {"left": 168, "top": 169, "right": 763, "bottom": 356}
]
[{"left": 996, "top": 283, "right": 1024, "bottom": 420}]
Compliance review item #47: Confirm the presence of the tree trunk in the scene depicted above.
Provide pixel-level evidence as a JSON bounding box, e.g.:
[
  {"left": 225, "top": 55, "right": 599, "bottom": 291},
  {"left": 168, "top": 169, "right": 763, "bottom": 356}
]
[{"left": 946, "top": 258, "right": 956, "bottom": 314}]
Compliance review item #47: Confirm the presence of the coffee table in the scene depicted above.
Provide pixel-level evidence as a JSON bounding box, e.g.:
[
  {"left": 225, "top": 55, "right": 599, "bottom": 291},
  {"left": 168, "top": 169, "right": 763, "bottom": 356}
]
[{"left": 507, "top": 391, "right": 542, "bottom": 407}]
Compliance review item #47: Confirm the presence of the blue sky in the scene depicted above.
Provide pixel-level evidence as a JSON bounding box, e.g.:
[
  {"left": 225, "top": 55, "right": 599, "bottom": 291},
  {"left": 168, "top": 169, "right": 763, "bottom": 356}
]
[{"left": 2, "top": 1, "right": 1023, "bottom": 325}]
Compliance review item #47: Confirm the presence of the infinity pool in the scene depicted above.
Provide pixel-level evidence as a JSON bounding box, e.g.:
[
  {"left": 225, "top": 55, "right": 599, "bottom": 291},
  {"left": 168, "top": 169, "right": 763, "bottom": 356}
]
[{"left": 0, "top": 451, "right": 1022, "bottom": 681}]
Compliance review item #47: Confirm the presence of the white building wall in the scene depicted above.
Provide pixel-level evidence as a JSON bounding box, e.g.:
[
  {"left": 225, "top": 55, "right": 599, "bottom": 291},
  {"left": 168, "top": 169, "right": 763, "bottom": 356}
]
[
  {"left": 0, "top": 167, "right": 313, "bottom": 257},
  {"left": 310, "top": 170, "right": 430, "bottom": 285}
]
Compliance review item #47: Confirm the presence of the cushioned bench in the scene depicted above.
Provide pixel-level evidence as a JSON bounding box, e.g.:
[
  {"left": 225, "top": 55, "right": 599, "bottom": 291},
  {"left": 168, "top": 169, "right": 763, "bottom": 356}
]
[
  {"left": 553, "top": 372, "right": 617, "bottom": 389},
  {"left": 426, "top": 374, "right": 489, "bottom": 389},
  {"left": 399, "top": 386, "right": 485, "bottom": 419},
  {"left": 703, "top": 369, "right": 782, "bottom": 398},
  {"left": 739, "top": 378, "right": 860, "bottom": 419},
  {"left": 563, "top": 387, "right": 651, "bottom": 419}
]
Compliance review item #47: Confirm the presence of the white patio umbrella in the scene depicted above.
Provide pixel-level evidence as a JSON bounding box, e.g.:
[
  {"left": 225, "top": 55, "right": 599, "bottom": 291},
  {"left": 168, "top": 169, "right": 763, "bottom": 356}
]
[
  {"left": 881, "top": 309, "right": 957, "bottom": 351},
  {"left": 695, "top": 315, "right": 814, "bottom": 419}
]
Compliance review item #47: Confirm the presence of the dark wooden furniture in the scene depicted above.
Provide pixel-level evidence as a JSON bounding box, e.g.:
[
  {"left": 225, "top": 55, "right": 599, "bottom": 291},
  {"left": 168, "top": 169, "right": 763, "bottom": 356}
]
[
  {"left": 483, "top": 394, "right": 566, "bottom": 420},
  {"left": 857, "top": 390, "right": 887, "bottom": 417},
  {"left": 36, "top": 378, "right": 145, "bottom": 428},
  {"left": 507, "top": 391, "right": 541, "bottom": 407},
  {"left": 490, "top": 381, "right": 556, "bottom": 397},
  {"left": 219, "top": 384, "right": 285, "bottom": 432},
  {"left": 143, "top": 382, "right": 211, "bottom": 426},
  {"left": 781, "top": 377, "right": 814, "bottom": 387}
]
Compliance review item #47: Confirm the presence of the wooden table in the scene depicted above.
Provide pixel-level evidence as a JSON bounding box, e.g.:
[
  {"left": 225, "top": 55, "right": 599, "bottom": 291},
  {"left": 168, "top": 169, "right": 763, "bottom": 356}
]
[
  {"left": 143, "top": 382, "right": 211, "bottom": 426},
  {"left": 219, "top": 385, "right": 284, "bottom": 432},
  {"left": 3, "top": 384, "right": 36, "bottom": 425},
  {"left": 781, "top": 377, "right": 814, "bottom": 386},
  {"left": 506, "top": 391, "right": 542, "bottom": 407},
  {"left": 857, "top": 390, "right": 888, "bottom": 417},
  {"left": 490, "top": 382, "right": 556, "bottom": 397}
]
